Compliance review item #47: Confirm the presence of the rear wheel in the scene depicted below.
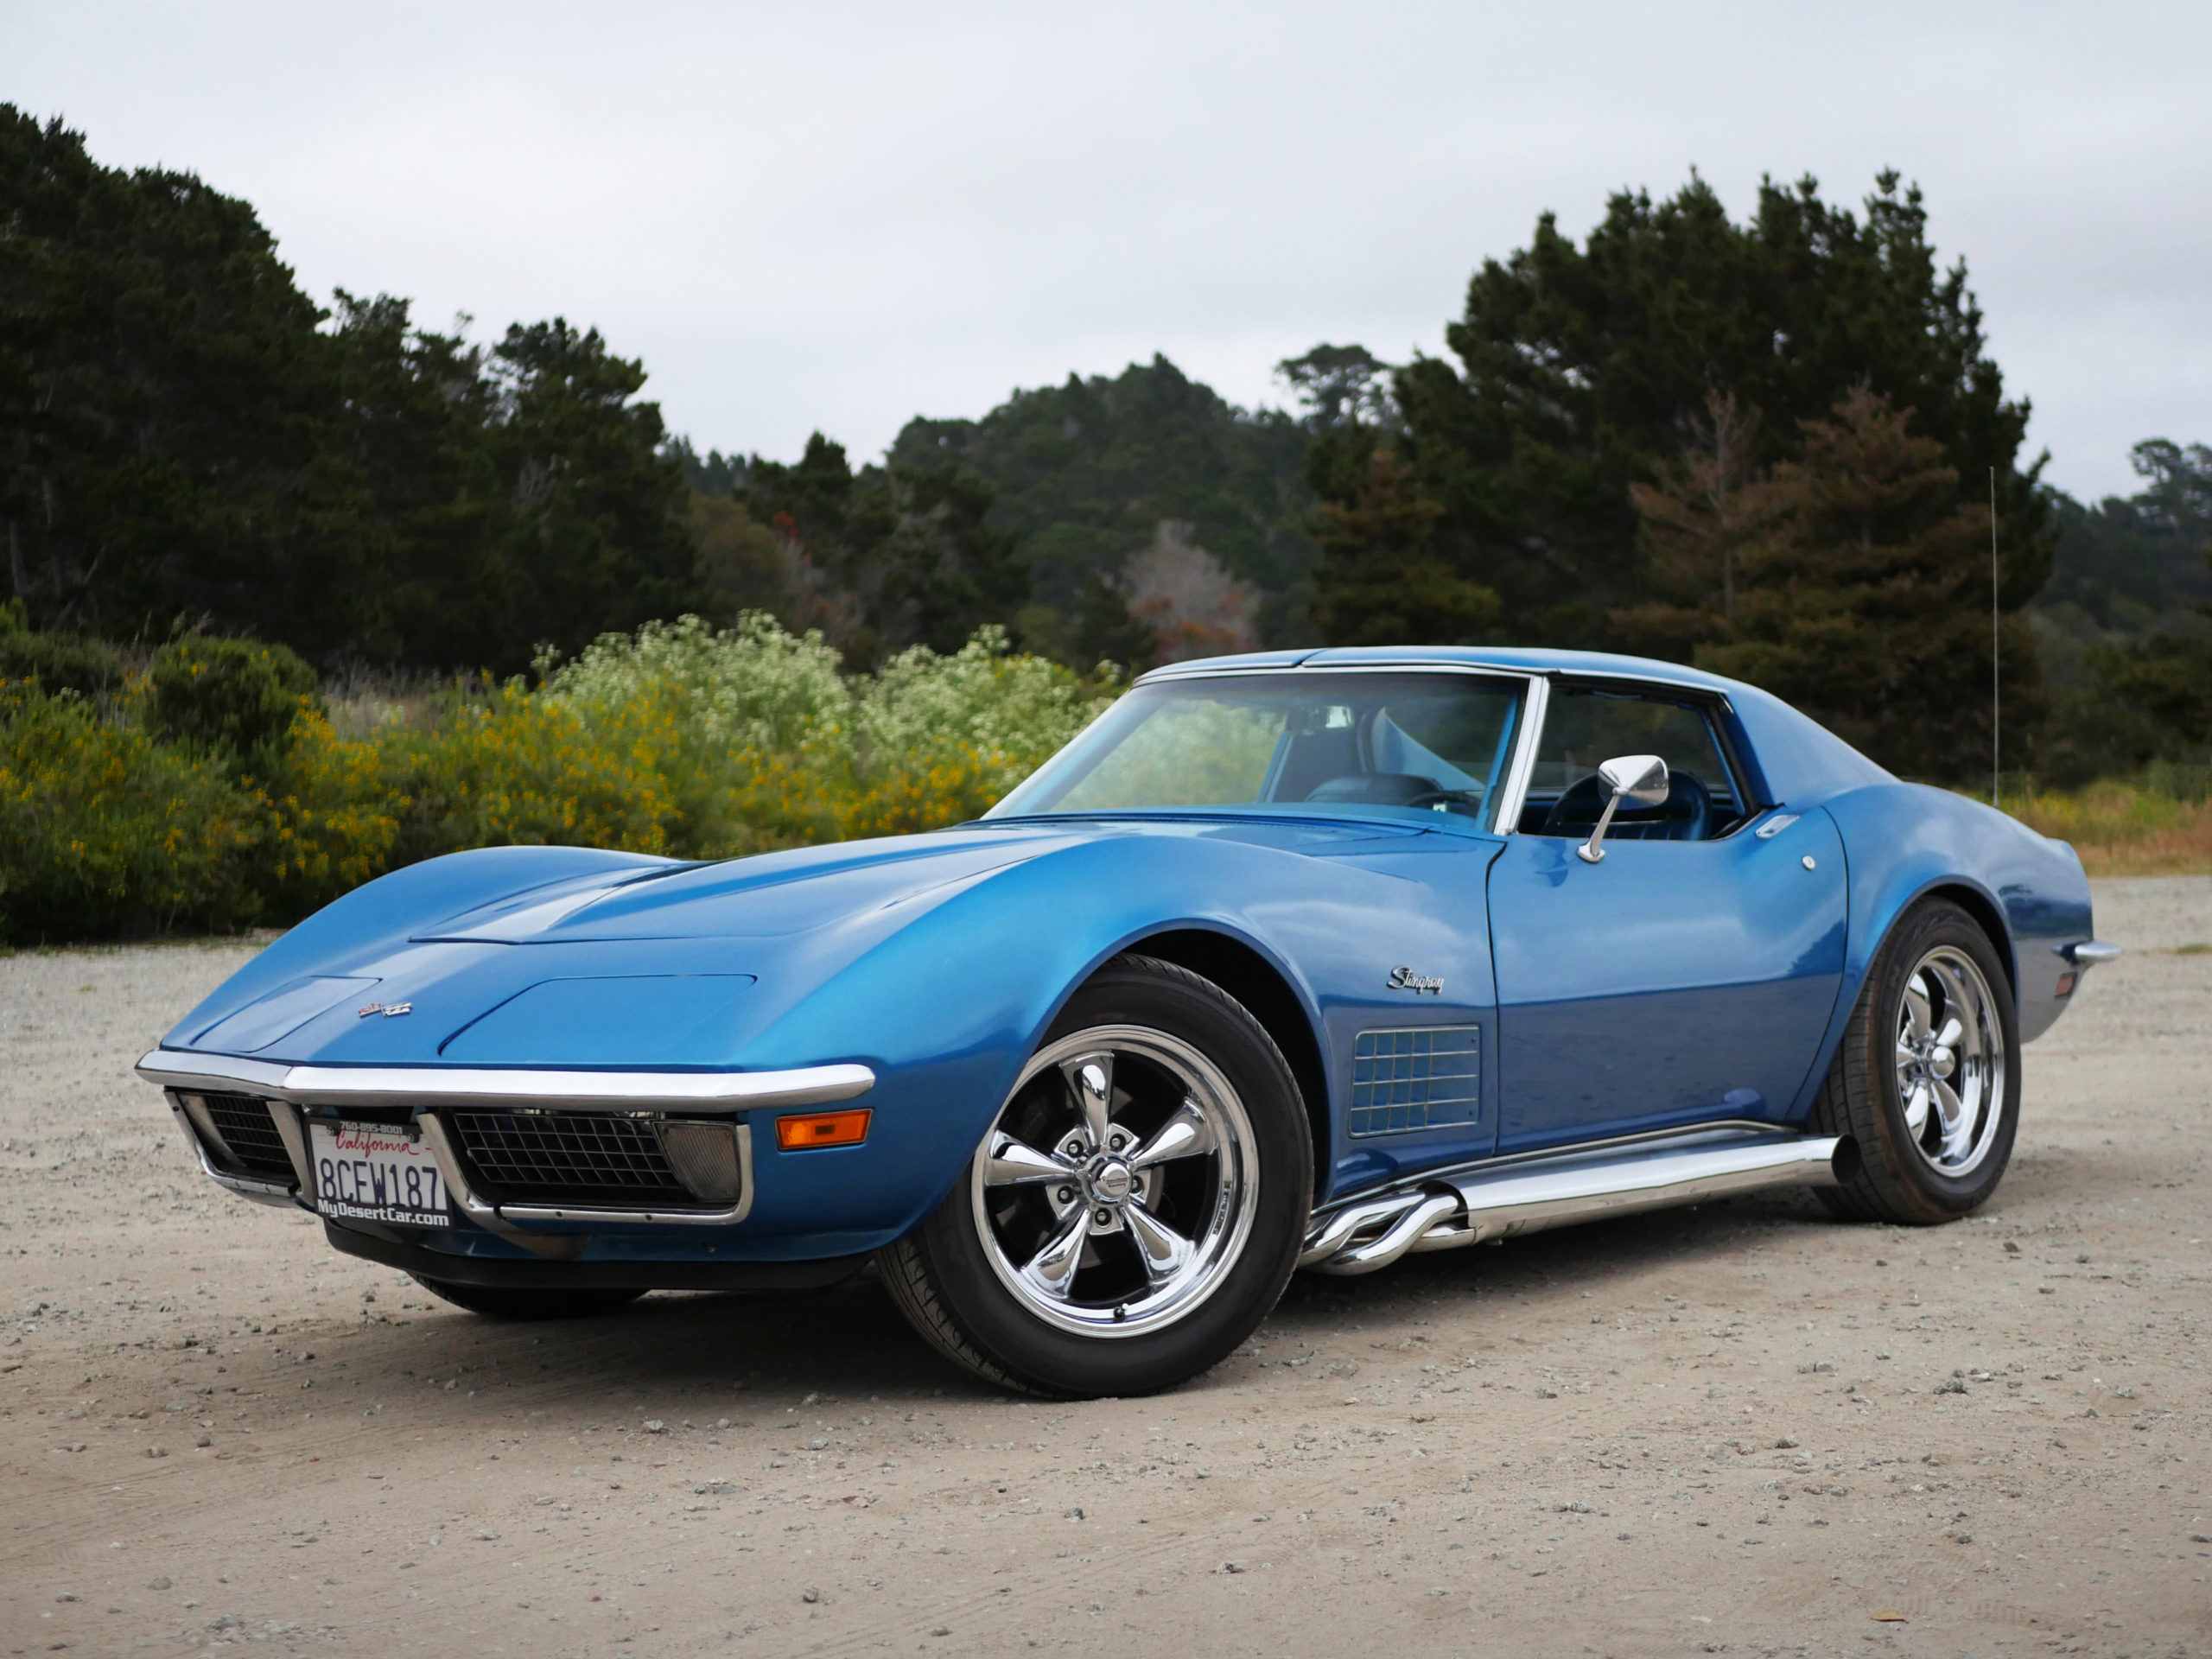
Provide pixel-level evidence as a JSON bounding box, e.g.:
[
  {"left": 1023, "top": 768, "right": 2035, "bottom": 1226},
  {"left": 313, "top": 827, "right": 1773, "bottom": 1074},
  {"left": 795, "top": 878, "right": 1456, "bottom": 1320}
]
[
  {"left": 881, "top": 955, "right": 1311, "bottom": 1396},
  {"left": 408, "top": 1275, "right": 646, "bottom": 1320},
  {"left": 1813, "top": 899, "right": 2019, "bottom": 1224}
]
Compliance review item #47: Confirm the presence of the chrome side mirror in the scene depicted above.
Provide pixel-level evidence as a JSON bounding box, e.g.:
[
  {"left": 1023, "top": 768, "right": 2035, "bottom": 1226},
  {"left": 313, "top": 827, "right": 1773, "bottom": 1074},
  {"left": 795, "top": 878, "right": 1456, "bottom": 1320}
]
[{"left": 1576, "top": 753, "right": 1669, "bottom": 864}]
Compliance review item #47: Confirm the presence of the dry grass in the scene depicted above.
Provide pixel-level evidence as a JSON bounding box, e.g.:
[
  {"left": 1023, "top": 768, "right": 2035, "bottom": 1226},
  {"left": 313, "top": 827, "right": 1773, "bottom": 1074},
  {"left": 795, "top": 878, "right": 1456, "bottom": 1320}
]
[{"left": 2008, "top": 780, "right": 2212, "bottom": 876}]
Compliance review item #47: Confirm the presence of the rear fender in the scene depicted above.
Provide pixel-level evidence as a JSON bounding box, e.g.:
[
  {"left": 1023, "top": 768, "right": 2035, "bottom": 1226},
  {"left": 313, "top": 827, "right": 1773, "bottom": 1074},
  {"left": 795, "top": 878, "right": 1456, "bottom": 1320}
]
[{"left": 1789, "top": 785, "right": 2092, "bottom": 1119}]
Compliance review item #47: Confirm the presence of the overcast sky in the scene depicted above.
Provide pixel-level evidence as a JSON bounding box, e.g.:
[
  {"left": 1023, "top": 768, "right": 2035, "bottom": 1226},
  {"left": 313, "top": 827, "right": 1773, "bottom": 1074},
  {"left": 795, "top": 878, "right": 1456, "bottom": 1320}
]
[{"left": 8, "top": 2, "right": 2209, "bottom": 499}]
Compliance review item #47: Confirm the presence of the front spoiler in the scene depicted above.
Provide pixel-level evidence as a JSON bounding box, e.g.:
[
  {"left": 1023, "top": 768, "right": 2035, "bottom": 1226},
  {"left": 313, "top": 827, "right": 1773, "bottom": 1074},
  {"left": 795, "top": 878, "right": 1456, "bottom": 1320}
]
[{"left": 325, "top": 1220, "right": 873, "bottom": 1291}]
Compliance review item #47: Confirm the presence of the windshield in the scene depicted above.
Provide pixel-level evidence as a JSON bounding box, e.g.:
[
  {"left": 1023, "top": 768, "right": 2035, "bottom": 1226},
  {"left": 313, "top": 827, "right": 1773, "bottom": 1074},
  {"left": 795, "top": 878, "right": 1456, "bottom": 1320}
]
[{"left": 988, "top": 671, "right": 1525, "bottom": 830}]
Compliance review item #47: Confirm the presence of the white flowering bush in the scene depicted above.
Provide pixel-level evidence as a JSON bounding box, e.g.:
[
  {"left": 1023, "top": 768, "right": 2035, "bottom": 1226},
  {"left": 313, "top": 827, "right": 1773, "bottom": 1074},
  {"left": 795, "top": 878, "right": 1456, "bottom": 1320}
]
[{"left": 542, "top": 614, "right": 1114, "bottom": 853}]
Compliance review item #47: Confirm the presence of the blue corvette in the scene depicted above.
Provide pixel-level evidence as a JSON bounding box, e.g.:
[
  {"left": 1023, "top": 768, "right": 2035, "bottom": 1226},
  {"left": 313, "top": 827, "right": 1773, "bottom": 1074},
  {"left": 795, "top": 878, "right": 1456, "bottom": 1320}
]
[{"left": 140, "top": 648, "right": 2118, "bottom": 1395}]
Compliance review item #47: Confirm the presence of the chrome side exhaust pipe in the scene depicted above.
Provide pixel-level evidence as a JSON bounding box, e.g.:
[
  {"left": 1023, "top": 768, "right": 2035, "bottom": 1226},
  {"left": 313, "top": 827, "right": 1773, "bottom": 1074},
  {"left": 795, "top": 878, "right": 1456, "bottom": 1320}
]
[{"left": 1302, "top": 1130, "right": 1845, "bottom": 1276}]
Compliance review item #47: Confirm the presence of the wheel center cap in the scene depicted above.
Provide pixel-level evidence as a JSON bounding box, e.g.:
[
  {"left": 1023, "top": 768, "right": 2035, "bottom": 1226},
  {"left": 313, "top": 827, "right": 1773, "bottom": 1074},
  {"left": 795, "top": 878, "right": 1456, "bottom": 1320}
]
[{"left": 1087, "top": 1156, "right": 1135, "bottom": 1204}]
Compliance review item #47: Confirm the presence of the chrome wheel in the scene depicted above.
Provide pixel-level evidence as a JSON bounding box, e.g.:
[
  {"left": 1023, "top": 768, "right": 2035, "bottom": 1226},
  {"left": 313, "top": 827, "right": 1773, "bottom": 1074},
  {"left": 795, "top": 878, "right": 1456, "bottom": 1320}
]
[
  {"left": 969, "top": 1025, "right": 1259, "bottom": 1338},
  {"left": 1892, "top": 945, "right": 2006, "bottom": 1178}
]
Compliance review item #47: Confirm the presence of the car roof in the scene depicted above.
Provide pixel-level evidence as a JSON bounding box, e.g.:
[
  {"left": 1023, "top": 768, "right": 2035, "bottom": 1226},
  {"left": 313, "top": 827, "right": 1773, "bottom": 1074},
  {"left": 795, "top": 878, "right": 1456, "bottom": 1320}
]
[
  {"left": 1134, "top": 645, "right": 1745, "bottom": 696},
  {"left": 1130, "top": 645, "right": 1896, "bottom": 800}
]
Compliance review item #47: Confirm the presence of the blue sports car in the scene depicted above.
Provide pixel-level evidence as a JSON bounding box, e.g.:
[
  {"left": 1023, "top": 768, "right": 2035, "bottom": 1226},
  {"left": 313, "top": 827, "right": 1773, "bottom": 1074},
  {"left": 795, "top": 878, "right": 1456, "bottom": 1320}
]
[{"left": 139, "top": 648, "right": 2118, "bottom": 1395}]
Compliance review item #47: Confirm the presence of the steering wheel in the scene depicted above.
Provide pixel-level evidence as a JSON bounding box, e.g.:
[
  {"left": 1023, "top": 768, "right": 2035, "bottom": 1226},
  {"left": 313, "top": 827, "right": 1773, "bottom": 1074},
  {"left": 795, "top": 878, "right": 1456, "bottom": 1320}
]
[{"left": 1541, "top": 769, "right": 1712, "bottom": 842}]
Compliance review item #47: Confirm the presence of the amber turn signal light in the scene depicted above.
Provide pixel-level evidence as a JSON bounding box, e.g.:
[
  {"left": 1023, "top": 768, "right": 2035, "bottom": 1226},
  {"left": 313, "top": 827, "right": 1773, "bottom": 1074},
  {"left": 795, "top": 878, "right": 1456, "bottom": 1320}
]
[{"left": 776, "top": 1109, "right": 872, "bottom": 1150}]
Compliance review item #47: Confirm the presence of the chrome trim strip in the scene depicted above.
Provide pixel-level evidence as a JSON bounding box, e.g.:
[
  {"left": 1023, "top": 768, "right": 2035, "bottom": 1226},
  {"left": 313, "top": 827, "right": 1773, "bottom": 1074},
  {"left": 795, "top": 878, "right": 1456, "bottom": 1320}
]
[
  {"left": 416, "top": 1114, "right": 584, "bottom": 1260},
  {"left": 265, "top": 1099, "right": 315, "bottom": 1191},
  {"left": 137, "top": 1052, "right": 874, "bottom": 1111},
  {"left": 1491, "top": 673, "right": 1548, "bottom": 835},
  {"left": 1301, "top": 1127, "right": 1842, "bottom": 1275},
  {"left": 173, "top": 1090, "right": 238, "bottom": 1166},
  {"left": 1316, "top": 1117, "right": 1783, "bottom": 1205},
  {"left": 166, "top": 1097, "right": 296, "bottom": 1208},
  {"left": 1138, "top": 657, "right": 1736, "bottom": 699},
  {"left": 2064, "top": 939, "right": 2122, "bottom": 968}
]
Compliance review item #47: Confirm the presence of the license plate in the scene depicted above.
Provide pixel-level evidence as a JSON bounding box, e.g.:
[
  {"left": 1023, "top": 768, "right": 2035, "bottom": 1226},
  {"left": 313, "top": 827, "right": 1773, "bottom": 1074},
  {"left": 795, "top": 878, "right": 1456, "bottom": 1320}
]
[{"left": 309, "top": 1121, "right": 449, "bottom": 1227}]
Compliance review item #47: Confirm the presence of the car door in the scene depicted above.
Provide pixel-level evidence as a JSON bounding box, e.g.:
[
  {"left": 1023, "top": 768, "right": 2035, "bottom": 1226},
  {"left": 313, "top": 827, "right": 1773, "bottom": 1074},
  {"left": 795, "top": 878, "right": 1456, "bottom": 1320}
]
[{"left": 1485, "top": 680, "right": 1848, "bottom": 1154}]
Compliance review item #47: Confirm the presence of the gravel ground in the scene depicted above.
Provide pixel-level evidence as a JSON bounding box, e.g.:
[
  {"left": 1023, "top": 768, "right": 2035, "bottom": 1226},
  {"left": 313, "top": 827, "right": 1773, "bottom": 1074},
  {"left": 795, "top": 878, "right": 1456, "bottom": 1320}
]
[{"left": 2, "top": 880, "right": 2209, "bottom": 1658}]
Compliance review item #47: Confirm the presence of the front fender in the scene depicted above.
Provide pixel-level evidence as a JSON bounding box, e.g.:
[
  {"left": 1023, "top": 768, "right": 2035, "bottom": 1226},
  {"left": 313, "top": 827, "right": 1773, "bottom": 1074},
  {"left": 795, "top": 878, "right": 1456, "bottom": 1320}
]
[{"left": 730, "top": 830, "right": 1452, "bottom": 1240}]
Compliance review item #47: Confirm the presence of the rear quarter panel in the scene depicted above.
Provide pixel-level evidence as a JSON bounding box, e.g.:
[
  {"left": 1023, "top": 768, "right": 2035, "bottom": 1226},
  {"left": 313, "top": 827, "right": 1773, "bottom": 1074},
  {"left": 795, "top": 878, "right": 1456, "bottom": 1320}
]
[{"left": 1806, "top": 784, "right": 2093, "bottom": 1114}]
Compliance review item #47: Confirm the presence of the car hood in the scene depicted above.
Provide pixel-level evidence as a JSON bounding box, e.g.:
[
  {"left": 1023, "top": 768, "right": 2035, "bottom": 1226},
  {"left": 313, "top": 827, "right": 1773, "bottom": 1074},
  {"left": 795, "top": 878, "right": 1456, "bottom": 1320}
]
[
  {"left": 156, "top": 815, "right": 1438, "bottom": 1068},
  {"left": 408, "top": 829, "right": 1074, "bottom": 944}
]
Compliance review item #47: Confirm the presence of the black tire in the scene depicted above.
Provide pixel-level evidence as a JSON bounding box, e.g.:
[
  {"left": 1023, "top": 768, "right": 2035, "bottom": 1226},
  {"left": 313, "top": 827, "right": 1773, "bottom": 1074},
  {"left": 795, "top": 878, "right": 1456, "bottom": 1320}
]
[
  {"left": 880, "top": 955, "right": 1313, "bottom": 1397},
  {"left": 1812, "top": 899, "right": 2021, "bottom": 1224},
  {"left": 408, "top": 1274, "right": 646, "bottom": 1320}
]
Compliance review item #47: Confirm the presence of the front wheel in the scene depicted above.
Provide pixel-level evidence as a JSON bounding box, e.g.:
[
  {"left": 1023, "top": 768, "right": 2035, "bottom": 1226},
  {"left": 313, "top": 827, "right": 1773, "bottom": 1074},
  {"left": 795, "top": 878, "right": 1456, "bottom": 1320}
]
[
  {"left": 1813, "top": 899, "right": 2020, "bottom": 1224},
  {"left": 880, "top": 955, "right": 1312, "bottom": 1396}
]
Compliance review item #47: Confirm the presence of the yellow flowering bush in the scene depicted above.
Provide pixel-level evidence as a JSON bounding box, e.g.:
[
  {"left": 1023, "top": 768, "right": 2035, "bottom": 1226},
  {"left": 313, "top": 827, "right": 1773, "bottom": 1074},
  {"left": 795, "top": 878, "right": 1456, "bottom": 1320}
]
[
  {"left": 0, "top": 681, "right": 265, "bottom": 941},
  {"left": 0, "top": 619, "right": 1115, "bottom": 942},
  {"left": 380, "top": 678, "right": 679, "bottom": 863},
  {"left": 543, "top": 614, "right": 1114, "bottom": 854}
]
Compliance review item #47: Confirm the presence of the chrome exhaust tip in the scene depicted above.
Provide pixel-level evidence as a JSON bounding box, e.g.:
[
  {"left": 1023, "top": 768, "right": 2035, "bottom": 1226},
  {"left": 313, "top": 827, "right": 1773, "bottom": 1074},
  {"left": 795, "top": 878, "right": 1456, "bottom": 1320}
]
[{"left": 1300, "top": 1128, "right": 1844, "bottom": 1276}]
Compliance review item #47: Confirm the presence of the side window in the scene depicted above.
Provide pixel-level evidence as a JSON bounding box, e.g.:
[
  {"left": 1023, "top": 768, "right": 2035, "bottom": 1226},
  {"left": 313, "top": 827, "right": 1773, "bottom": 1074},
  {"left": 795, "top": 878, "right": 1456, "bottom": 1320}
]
[{"left": 1518, "top": 686, "right": 1745, "bottom": 842}]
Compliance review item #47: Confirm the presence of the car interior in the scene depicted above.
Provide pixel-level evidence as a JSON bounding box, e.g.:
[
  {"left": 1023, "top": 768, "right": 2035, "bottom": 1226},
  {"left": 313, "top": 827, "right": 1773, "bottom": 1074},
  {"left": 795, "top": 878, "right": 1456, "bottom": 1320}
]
[{"left": 1516, "top": 685, "right": 1749, "bottom": 841}]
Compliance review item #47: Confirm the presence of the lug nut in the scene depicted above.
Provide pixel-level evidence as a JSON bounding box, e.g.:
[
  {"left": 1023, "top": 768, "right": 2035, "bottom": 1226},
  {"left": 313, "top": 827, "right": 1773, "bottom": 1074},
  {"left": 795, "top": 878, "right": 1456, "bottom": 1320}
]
[
  {"left": 1095, "top": 1209, "right": 1113, "bottom": 1226},
  {"left": 1058, "top": 1185, "right": 1075, "bottom": 1203}
]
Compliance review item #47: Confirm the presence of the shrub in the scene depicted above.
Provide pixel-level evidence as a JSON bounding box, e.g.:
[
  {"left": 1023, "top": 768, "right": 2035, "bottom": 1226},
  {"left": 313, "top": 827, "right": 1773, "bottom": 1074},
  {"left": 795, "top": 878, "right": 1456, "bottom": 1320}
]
[
  {"left": 2, "top": 616, "right": 1116, "bottom": 941},
  {"left": 149, "top": 636, "right": 321, "bottom": 772},
  {"left": 842, "top": 626, "right": 1115, "bottom": 837},
  {"left": 2009, "top": 774, "right": 2212, "bottom": 877},
  {"left": 381, "top": 678, "right": 679, "bottom": 864},
  {"left": 261, "top": 709, "right": 405, "bottom": 917},
  {"left": 542, "top": 613, "right": 1112, "bottom": 852},
  {"left": 0, "top": 630, "right": 130, "bottom": 699},
  {"left": 0, "top": 682, "right": 265, "bottom": 942}
]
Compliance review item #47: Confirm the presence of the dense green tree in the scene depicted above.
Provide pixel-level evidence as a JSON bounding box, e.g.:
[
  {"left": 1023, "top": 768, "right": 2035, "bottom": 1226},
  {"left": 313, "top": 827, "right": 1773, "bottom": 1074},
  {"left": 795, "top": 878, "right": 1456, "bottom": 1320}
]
[
  {"left": 2, "top": 105, "right": 702, "bottom": 672},
  {"left": 1641, "top": 388, "right": 2039, "bottom": 781},
  {"left": 1277, "top": 343, "right": 1397, "bottom": 434},
  {"left": 889, "top": 356, "right": 1318, "bottom": 648},
  {"left": 1309, "top": 172, "right": 2049, "bottom": 651},
  {"left": 665, "top": 435, "right": 749, "bottom": 499},
  {"left": 0, "top": 106, "right": 369, "bottom": 651},
  {"left": 321, "top": 293, "right": 505, "bottom": 664},
  {"left": 479, "top": 318, "right": 696, "bottom": 669},
  {"left": 2042, "top": 440, "right": 2212, "bottom": 634},
  {"left": 2030, "top": 441, "right": 2212, "bottom": 780},
  {"left": 739, "top": 435, "right": 1025, "bottom": 667},
  {"left": 1309, "top": 448, "right": 1498, "bottom": 646}
]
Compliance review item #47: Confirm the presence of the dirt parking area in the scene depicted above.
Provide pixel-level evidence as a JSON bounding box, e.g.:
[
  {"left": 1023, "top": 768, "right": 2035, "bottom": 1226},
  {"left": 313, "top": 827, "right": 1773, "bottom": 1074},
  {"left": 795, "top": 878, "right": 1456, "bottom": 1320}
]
[{"left": 3, "top": 879, "right": 2209, "bottom": 1658}]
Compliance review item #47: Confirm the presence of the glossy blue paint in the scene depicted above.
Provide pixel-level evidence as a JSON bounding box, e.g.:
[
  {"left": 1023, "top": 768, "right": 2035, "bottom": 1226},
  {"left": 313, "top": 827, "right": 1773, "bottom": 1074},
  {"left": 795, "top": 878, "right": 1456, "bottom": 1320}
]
[
  {"left": 1485, "top": 810, "right": 1847, "bottom": 1151},
  {"left": 441, "top": 976, "right": 760, "bottom": 1065},
  {"left": 147, "top": 649, "right": 2100, "bottom": 1274}
]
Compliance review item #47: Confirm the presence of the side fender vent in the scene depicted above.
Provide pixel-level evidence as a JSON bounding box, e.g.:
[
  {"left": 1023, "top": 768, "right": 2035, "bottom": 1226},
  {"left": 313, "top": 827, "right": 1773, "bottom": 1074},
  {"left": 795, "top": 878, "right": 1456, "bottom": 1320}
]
[{"left": 1349, "top": 1027, "right": 1480, "bottom": 1137}]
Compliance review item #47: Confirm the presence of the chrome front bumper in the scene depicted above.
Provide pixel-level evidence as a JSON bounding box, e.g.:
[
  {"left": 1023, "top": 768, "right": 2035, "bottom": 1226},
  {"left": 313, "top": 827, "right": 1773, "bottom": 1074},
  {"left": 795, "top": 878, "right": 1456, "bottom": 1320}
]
[{"left": 139, "top": 1049, "right": 876, "bottom": 1258}]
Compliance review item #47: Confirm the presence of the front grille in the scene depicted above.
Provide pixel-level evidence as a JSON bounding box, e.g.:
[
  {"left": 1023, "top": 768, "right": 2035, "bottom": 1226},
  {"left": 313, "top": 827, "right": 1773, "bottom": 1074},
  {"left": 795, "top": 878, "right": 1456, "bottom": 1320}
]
[
  {"left": 447, "top": 1110, "right": 692, "bottom": 1207},
  {"left": 201, "top": 1093, "right": 296, "bottom": 1179}
]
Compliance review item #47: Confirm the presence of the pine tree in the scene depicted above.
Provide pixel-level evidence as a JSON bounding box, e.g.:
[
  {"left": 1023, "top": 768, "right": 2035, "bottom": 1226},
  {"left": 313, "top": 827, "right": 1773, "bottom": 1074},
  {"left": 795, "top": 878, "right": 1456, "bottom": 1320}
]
[
  {"left": 1309, "top": 172, "right": 2048, "bottom": 652},
  {"left": 1687, "top": 388, "right": 2039, "bottom": 780},
  {"left": 1308, "top": 446, "right": 1499, "bottom": 647}
]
